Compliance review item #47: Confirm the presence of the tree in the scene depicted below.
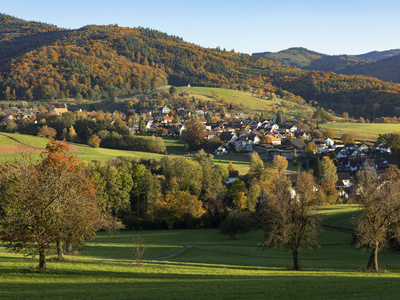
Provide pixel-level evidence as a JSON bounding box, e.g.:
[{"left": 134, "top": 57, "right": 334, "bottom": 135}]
[
  {"left": 313, "top": 157, "right": 337, "bottom": 184},
  {"left": 37, "top": 126, "right": 57, "bottom": 138},
  {"left": 354, "top": 164, "right": 400, "bottom": 271},
  {"left": 138, "top": 117, "right": 147, "bottom": 135},
  {"left": 248, "top": 152, "right": 265, "bottom": 181},
  {"left": 68, "top": 125, "right": 77, "bottom": 142},
  {"left": 257, "top": 172, "right": 320, "bottom": 270},
  {"left": 0, "top": 140, "right": 118, "bottom": 269},
  {"left": 341, "top": 133, "right": 355, "bottom": 144},
  {"left": 88, "top": 134, "right": 101, "bottom": 148},
  {"left": 181, "top": 119, "right": 205, "bottom": 150},
  {"left": 324, "top": 128, "right": 335, "bottom": 139},
  {"left": 304, "top": 142, "right": 318, "bottom": 157},
  {"left": 220, "top": 210, "right": 251, "bottom": 240},
  {"left": 272, "top": 155, "right": 288, "bottom": 173},
  {"left": 151, "top": 191, "right": 205, "bottom": 228},
  {"left": 227, "top": 162, "right": 237, "bottom": 172},
  {"left": 378, "top": 132, "right": 400, "bottom": 156}
]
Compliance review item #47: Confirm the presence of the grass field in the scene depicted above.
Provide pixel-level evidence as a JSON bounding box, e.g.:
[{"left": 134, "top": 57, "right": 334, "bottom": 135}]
[
  {"left": 0, "top": 133, "right": 251, "bottom": 173},
  {"left": 321, "top": 123, "right": 400, "bottom": 143},
  {"left": 1, "top": 205, "right": 400, "bottom": 299},
  {"left": 180, "top": 86, "right": 312, "bottom": 118}
]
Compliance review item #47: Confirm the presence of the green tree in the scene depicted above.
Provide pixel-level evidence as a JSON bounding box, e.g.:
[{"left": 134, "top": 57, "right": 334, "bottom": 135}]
[
  {"left": 139, "top": 117, "right": 147, "bottom": 135},
  {"left": 314, "top": 156, "right": 337, "bottom": 184},
  {"left": 220, "top": 210, "right": 251, "bottom": 240}
]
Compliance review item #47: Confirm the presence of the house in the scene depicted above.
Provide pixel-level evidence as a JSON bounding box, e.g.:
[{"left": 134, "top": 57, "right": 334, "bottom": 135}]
[
  {"left": 235, "top": 112, "right": 247, "bottom": 119},
  {"left": 129, "top": 123, "right": 140, "bottom": 133},
  {"left": 219, "top": 131, "right": 237, "bottom": 143},
  {"left": 336, "top": 173, "right": 353, "bottom": 188},
  {"left": 226, "top": 171, "right": 239, "bottom": 184},
  {"left": 325, "top": 138, "right": 334, "bottom": 147},
  {"left": 53, "top": 107, "right": 68, "bottom": 115},
  {"left": 234, "top": 134, "right": 260, "bottom": 151},
  {"left": 162, "top": 106, "right": 170, "bottom": 114},
  {"left": 283, "top": 123, "right": 297, "bottom": 133},
  {"left": 371, "top": 142, "right": 391, "bottom": 154},
  {"left": 214, "top": 144, "right": 229, "bottom": 155},
  {"left": 265, "top": 123, "right": 279, "bottom": 132},
  {"left": 281, "top": 139, "right": 306, "bottom": 151}
]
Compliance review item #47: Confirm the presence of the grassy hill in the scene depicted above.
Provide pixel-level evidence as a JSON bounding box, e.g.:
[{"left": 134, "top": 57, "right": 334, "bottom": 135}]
[
  {"left": 2, "top": 205, "right": 400, "bottom": 299},
  {"left": 0, "top": 132, "right": 251, "bottom": 174}
]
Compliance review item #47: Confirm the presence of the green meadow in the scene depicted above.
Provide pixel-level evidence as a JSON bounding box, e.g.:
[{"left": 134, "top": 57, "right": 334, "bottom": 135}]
[
  {"left": 1, "top": 205, "right": 400, "bottom": 299},
  {"left": 0, "top": 133, "right": 251, "bottom": 173},
  {"left": 321, "top": 122, "right": 400, "bottom": 143},
  {"left": 181, "top": 86, "right": 312, "bottom": 118}
]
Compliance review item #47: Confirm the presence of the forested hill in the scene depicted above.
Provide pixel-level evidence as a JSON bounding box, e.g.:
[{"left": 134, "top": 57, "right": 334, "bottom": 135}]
[
  {"left": 252, "top": 47, "right": 372, "bottom": 73},
  {"left": 341, "top": 54, "right": 400, "bottom": 83},
  {"left": 1, "top": 14, "right": 400, "bottom": 119}
]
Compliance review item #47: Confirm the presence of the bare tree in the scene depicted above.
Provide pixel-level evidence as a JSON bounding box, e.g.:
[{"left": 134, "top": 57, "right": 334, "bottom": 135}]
[
  {"left": 354, "top": 164, "right": 400, "bottom": 271},
  {"left": 133, "top": 235, "right": 147, "bottom": 266},
  {"left": 257, "top": 172, "right": 320, "bottom": 270}
]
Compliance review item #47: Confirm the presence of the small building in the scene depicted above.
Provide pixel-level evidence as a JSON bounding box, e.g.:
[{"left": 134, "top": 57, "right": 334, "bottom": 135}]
[{"left": 53, "top": 108, "right": 68, "bottom": 115}]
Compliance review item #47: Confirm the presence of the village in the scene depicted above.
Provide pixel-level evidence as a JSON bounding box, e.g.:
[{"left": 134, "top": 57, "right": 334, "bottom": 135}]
[{"left": 0, "top": 102, "right": 393, "bottom": 204}]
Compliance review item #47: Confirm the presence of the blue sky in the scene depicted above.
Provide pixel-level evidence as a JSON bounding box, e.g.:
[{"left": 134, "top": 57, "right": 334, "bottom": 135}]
[{"left": 2, "top": 0, "right": 400, "bottom": 55}]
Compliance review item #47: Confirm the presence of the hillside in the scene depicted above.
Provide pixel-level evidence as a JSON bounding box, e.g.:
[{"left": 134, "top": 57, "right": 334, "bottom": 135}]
[
  {"left": 252, "top": 47, "right": 326, "bottom": 68},
  {"left": 342, "top": 53, "right": 400, "bottom": 83},
  {"left": 253, "top": 47, "right": 400, "bottom": 85},
  {"left": 1, "top": 14, "right": 400, "bottom": 118},
  {"left": 354, "top": 49, "right": 400, "bottom": 61},
  {"left": 252, "top": 47, "right": 371, "bottom": 72}
]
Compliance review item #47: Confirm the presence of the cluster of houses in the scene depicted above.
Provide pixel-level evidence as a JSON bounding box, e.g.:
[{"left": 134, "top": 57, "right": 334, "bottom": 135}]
[{"left": 1, "top": 104, "right": 394, "bottom": 202}]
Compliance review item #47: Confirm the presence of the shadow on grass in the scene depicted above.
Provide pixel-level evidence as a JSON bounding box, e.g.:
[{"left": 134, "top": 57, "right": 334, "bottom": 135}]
[{"left": 2, "top": 263, "right": 400, "bottom": 299}]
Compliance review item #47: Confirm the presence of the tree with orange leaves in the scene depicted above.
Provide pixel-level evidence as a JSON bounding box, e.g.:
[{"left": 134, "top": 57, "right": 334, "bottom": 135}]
[{"left": 0, "top": 139, "right": 119, "bottom": 269}]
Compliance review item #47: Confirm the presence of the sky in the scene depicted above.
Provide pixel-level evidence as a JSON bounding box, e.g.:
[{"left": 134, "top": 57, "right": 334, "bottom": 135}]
[{"left": 2, "top": 0, "right": 400, "bottom": 55}]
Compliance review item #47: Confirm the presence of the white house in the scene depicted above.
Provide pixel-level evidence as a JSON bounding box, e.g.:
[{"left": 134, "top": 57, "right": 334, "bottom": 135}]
[{"left": 162, "top": 106, "right": 170, "bottom": 114}]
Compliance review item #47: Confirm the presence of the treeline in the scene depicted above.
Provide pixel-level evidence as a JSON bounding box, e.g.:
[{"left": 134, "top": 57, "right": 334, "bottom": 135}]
[
  {"left": 88, "top": 151, "right": 227, "bottom": 229},
  {"left": 2, "top": 14, "right": 400, "bottom": 118},
  {"left": 90, "top": 151, "right": 341, "bottom": 230}
]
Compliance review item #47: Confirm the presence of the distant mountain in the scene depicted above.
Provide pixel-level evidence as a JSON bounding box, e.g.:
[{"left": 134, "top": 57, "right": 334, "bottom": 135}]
[
  {"left": 253, "top": 47, "right": 400, "bottom": 83},
  {"left": 253, "top": 47, "right": 326, "bottom": 68},
  {"left": 342, "top": 53, "right": 400, "bottom": 83},
  {"left": 353, "top": 49, "right": 400, "bottom": 61},
  {"left": 252, "top": 47, "right": 371, "bottom": 73},
  {"left": 2, "top": 13, "right": 400, "bottom": 119}
]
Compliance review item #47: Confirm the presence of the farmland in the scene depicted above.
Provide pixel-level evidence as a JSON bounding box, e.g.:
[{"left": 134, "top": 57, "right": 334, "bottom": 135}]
[
  {"left": 1, "top": 205, "right": 400, "bottom": 299},
  {"left": 321, "top": 122, "right": 400, "bottom": 143}
]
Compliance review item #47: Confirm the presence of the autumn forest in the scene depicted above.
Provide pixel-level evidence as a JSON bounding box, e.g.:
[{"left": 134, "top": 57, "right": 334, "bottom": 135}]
[{"left": 1, "top": 13, "right": 400, "bottom": 119}]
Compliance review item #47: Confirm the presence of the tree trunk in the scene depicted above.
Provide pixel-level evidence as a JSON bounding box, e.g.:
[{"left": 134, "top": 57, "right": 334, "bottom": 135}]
[
  {"left": 367, "top": 243, "right": 379, "bottom": 271},
  {"left": 57, "top": 240, "right": 64, "bottom": 259},
  {"left": 39, "top": 250, "right": 47, "bottom": 269},
  {"left": 292, "top": 250, "right": 300, "bottom": 270},
  {"left": 66, "top": 243, "right": 73, "bottom": 254}
]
